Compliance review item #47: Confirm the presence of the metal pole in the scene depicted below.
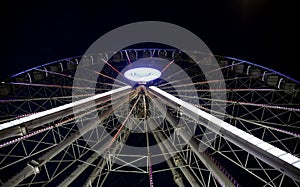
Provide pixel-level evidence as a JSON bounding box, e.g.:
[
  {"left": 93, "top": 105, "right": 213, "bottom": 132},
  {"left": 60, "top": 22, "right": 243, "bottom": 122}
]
[
  {"left": 2, "top": 90, "right": 136, "bottom": 187},
  {"left": 149, "top": 86, "right": 300, "bottom": 182},
  {"left": 58, "top": 127, "right": 131, "bottom": 187},
  {"left": 83, "top": 157, "right": 106, "bottom": 187},
  {"left": 83, "top": 129, "right": 131, "bottom": 186},
  {"left": 0, "top": 86, "right": 131, "bottom": 140},
  {"left": 149, "top": 119, "right": 197, "bottom": 187},
  {"left": 147, "top": 89, "right": 236, "bottom": 187},
  {"left": 1, "top": 108, "right": 114, "bottom": 187}
]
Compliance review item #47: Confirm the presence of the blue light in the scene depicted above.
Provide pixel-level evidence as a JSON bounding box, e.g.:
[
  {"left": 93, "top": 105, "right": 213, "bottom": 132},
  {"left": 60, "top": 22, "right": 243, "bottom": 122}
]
[{"left": 124, "top": 67, "right": 161, "bottom": 82}]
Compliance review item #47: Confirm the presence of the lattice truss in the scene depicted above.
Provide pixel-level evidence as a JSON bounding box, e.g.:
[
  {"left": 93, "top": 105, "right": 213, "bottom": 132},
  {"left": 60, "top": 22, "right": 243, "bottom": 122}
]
[{"left": 0, "top": 49, "right": 299, "bottom": 187}]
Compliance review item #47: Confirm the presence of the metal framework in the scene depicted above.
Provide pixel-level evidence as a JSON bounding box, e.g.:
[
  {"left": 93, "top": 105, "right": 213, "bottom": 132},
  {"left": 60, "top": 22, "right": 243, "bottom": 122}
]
[{"left": 0, "top": 48, "right": 299, "bottom": 186}]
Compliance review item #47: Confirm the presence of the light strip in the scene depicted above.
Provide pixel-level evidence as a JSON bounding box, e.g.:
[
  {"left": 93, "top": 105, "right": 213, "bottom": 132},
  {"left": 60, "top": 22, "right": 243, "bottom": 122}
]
[
  {"left": 149, "top": 86, "right": 300, "bottom": 181},
  {"left": 0, "top": 86, "right": 131, "bottom": 131}
]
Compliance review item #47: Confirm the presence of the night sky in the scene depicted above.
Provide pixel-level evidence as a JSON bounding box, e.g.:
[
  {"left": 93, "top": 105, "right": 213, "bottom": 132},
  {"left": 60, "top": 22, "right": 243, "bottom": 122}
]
[{"left": 0, "top": 0, "right": 290, "bottom": 81}]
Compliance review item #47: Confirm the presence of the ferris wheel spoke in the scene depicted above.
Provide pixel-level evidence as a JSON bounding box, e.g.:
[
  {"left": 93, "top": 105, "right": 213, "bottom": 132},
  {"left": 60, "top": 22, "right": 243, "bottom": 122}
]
[
  {"left": 84, "top": 124, "right": 131, "bottom": 187},
  {"left": 213, "top": 137, "right": 286, "bottom": 186},
  {"left": 0, "top": 94, "right": 95, "bottom": 104},
  {"left": 148, "top": 91, "right": 236, "bottom": 186},
  {"left": 0, "top": 86, "right": 131, "bottom": 141},
  {"left": 8, "top": 82, "right": 98, "bottom": 91},
  {"left": 197, "top": 102, "right": 300, "bottom": 143},
  {"left": 159, "top": 69, "right": 259, "bottom": 89},
  {"left": 159, "top": 59, "right": 244, "bottom": 88},
  {"left": 161, "top": 56, "right": 210, "bottom": 83},
  {"left": 1, "top": 92, "right": 130, "bottom": 186},
  {"left": 101, "top": 58, "right": 125, "bottom": 77},
  {"left": 149, "top": 86, "right": 300, "bottom": 182},
  {"left": 150, "top": 85, "right": 297, "bottom": 141},
  {"left": 176, "top": 94, "right": 300, "bottom": 112},
  {"left": 83, "top": 66, "right": 129, "bottom": 86},
  {"left": 46, "top": 92, "right": 138, "bottom": 186}
]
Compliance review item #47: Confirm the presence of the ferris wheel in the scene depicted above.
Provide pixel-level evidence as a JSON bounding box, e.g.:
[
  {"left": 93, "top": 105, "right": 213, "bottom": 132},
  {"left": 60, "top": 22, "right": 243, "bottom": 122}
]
[{"left": 0, "top": 48, "right": 299, "bottom": 187}]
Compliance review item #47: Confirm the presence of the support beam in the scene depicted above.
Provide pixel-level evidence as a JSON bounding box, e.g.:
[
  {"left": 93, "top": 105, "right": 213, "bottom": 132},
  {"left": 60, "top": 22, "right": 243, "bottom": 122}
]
[
  {"left": 148, "top": 119, "right": 199, "bottom": 187},
  {"left": 83, "top": 128, "right": 131, "bottom": 186},
  {"left": 58, "top": 127, "right": 131, "bottom": 187},
  {"left": 2, "top": 90, "right": 136, "bottom": 187},
  {"left": 83, "top": 157, "right": 107, "bottom": 187},
  {"left": 149, "top": 86, "right": 300, "bottom": 182},
  {"left": 0, "top": 86, "right": 131, "bottom": 140},
  {"left": 83, "top": 128, "right": 130, "bottom": 187},
  {"left": 2, "top": 108, "right": 113, "bottom": 187},
  {"left": 148, "top": 103, "right": 235, "bottom": 187},
  {"left": 57, "top": 141, "right": 110, "bottom": 187}
]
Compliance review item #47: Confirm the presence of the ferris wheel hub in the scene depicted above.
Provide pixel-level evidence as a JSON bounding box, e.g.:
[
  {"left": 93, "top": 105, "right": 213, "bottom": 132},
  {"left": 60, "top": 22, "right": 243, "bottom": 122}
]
[{"left": 124, "top": 67, "right": 161, "bottom": 83}]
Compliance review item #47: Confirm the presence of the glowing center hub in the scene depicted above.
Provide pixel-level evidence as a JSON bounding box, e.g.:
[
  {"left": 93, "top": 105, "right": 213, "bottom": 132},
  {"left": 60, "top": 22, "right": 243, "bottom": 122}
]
[
  {"left": 124, "top": 67, "right": 161, "bottom": 82},
  {"left": 134, "top": 72, "right": 151, "bottom": 77}
]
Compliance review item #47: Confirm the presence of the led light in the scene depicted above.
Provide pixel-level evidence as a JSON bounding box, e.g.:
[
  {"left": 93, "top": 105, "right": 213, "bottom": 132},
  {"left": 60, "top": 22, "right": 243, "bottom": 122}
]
[{"left": 124, "top": 67, "right": 161, "bottom": 82}]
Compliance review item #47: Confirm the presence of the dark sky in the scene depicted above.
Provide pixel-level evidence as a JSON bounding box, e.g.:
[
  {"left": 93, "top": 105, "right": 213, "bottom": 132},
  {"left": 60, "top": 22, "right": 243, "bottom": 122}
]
[{"left": 0, "top": 0, "right": 290, "bottom": 82}]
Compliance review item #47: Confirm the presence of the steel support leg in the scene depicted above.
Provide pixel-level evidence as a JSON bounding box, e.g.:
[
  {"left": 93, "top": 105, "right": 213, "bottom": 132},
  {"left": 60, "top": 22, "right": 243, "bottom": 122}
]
[
  {"left": 148, "top": 88, "right": 236, "bottom": 187},
  {"left": 2, "top": 90, "right": 136, "bottom": 187},
  {"left": 0, "top": 86, "right": 131, "bottom": 140},
  {"left": 83, "top": 129, "right": 131, "bottom": 186},
  {"left": 58, "top": 128, "right": 131, "bottom": 187},
  {"left": 148, "top": 118, "right": 200, "bottom": 187},
  {"left": 149, "top": 86, "right": 300, "bottom": 182}
]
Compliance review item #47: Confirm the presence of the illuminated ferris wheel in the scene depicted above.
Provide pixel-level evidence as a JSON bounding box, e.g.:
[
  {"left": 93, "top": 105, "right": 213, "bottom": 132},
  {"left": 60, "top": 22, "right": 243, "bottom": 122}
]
[{"left": 0, "top": 48, "right": 299, "bottom": 187}]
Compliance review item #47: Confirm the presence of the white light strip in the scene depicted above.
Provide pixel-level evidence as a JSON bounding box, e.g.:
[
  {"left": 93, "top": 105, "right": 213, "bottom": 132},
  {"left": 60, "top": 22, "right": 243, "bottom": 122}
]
[
  {"left": 149, "top": 86, "right": 300, "bottom": 171},
  {"left": 0, "top": 86, "right": 131, "bottom": 131}
]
